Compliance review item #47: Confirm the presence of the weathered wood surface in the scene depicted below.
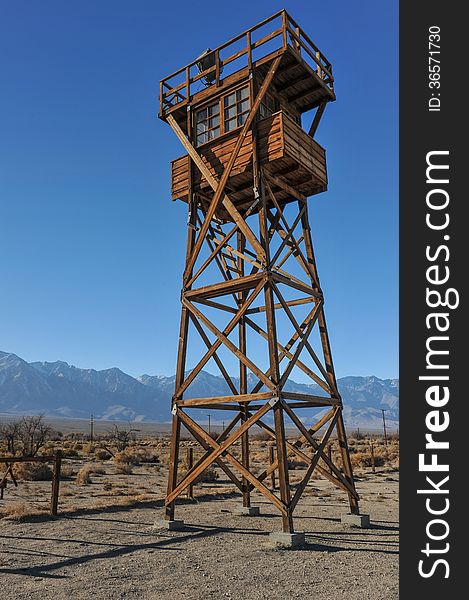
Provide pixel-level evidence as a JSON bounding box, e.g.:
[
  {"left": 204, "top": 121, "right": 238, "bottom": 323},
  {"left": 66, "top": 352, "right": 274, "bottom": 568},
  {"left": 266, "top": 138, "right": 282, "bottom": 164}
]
[
  {"left": 171, "top": 111, "right": 327, "bottom": 206},
  {"left": 0, "top": 452, "right": 63, "bottom": 516}
]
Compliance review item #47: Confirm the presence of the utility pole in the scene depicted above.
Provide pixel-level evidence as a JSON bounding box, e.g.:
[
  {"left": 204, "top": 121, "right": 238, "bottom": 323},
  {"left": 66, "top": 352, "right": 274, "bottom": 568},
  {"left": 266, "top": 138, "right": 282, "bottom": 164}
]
[
  {"left": 207, "top": 414, "right": 211, "bottom": 436},
  {"left": 381, "top": 409, "right": 388, "bottom": 446},
  {"left": 90, "top": 414, "right": 94, "bottom": 444}
]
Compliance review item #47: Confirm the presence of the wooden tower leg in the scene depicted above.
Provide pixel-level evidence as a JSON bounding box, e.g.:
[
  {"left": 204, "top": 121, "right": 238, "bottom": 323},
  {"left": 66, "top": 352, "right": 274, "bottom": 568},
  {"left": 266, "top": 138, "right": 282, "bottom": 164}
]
[
  {"left": 273, "top": 400, "right": 294, "bottom": 533},
  {"left": 238, "top": 232, "right": 251, "bottom": 509},
  {"left": 259, "top": 176, "right": 293, "bottom": 533},
  {"left": 165, "top": 194, "right": 197, "bottom": 522},
  {"left": 300, "top": 201, "right": 361, "bottom": 514},
  {"left": 336, "top": 410, "right": 360, "bottom": 514},
  {"left": 165, "top": 412, "right": 181, "bottom": 521}
]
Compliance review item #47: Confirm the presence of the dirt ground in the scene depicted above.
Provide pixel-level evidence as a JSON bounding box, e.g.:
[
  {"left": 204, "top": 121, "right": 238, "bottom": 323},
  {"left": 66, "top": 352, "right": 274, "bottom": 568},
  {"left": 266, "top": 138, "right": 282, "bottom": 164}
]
[{"left": 0, "top": 471, "right": 398, "bottom": 600}]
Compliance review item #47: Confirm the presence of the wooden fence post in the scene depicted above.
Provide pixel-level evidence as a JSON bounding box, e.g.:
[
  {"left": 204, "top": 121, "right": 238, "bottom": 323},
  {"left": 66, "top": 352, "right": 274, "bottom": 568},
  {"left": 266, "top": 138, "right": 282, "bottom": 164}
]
[
  {"left": 50, "top": 450, "right": 62, "bottom": 516},
  {"left": 370, "top": 440, "right": 376, "bottom": 474},
  {"left": 328, "top": 443, "right": 333, "bottom": 474},
  {"left": 187, "top": 447, "right": 194, "bottom": 500},
  {"left": 269, "top": 446, "right": 276, "bottom": 490}
]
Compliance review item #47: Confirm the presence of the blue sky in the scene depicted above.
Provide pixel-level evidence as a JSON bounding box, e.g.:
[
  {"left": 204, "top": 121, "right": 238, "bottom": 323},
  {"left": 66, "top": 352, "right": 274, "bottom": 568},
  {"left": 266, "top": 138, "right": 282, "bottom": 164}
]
[{"left": 0, "top": 0, "right": 398, "bottom": 380}]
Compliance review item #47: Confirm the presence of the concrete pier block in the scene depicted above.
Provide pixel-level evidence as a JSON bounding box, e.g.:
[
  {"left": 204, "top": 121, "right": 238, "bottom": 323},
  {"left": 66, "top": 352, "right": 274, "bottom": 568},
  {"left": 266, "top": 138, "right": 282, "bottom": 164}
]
[
  {"left": 154, "top": 519, "right": 185, "bottom": 531},
  {"left": 269, "top": 531, "right": 305, "bottom": 547},
  {"left": 235, "top": 506, "right": 260, "bottom": 516},
  {"left": 341, "top": 513, "right": 370, "bottom": 528}
]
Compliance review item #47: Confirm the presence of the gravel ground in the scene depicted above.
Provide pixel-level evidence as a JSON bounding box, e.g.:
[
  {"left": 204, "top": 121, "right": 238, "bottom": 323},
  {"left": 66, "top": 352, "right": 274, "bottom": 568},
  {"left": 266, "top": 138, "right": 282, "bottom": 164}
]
[{"left": 0, "top": 473, "right": 398, "bottom": 599}]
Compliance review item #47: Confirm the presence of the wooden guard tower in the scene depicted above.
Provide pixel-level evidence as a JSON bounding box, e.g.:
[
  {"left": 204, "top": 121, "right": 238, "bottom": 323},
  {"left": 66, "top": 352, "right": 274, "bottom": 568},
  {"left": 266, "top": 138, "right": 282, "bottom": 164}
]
[{"left": 159, "top": 10, "right": 361, "bottom": 534}]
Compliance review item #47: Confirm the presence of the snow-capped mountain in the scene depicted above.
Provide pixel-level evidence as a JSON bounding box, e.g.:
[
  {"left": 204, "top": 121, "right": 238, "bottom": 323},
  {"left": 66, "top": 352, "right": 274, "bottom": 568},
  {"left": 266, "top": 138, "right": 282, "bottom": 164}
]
[{"left": 0, "top": 350, "right": 399, "bottom": 428}]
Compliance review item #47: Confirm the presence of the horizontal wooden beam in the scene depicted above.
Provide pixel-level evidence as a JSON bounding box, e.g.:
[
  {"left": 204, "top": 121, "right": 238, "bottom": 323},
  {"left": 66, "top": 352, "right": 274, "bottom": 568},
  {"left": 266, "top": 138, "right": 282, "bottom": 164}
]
[
  {"left": 185, "top": 273, "right": 265, "bottom": 301},
  {"left": 0, "top": 456, "right": 57, "bottom": 463},
  {"left": 265, "top": 172, "right": 306, "bottom": 202},
  {"left": 177, "top": 392, "right": 273, "bottom": 407},
  {"left": 281, "top": 392, "right": 339, "bottom": 405},
  {"left": 245, "top": 295, "right": 314, "bottom": 315}
]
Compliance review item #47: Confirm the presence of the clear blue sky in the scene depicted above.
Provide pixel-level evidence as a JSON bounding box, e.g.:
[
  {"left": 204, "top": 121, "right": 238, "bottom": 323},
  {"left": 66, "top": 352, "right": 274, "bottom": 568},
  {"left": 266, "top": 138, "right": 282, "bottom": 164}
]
[{"left": 0, "top": 0, "right": 398, "bottom": 380}]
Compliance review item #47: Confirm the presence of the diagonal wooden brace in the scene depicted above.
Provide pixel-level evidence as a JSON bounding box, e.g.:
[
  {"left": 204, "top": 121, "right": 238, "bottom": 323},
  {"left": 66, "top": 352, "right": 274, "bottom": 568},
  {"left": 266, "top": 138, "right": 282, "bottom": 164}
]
[
  {"left": 283, "top": 403, "right": 359, "bottom": 500},
  {"left": 167, "top": 56, "right": 282, "bottom": 280},
  {"left": 183, "top": 297, "right": 275, "bottom": 391},
  {"left": 188, "top": 311, "right": 238, "bottom": 395},
  {"left": 186, "top": 197, "right": 262, "bottom": 288},
  {"left": 167, "top": 114, "right": 265, "bottom": 271},
  {"left": 177, "top": 408, "right": 287, "bottom": 515},
  {"left": 175, "top": 278, "right": 265, "bottom": 398},
  {"left": 289, "top": 408, "right": 339, "bottom": 510},
  {"left": 165, "top": 400, "right": 274, "bottom": 505},
  {"left": 181, "top": 418, "right": 244, "bottom": 492}
]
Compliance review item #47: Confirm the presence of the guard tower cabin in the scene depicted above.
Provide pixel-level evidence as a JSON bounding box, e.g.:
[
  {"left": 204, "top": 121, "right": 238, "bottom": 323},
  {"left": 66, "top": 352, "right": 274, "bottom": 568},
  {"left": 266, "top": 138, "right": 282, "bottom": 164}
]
[{"left": 160, "top": 10, "right": 334, "bottom": 220}]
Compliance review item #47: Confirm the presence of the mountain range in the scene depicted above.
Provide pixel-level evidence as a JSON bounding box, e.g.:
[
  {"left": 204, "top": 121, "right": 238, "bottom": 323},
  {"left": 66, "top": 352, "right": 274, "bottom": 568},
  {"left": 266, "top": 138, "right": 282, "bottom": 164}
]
[{"left": 0, "top": 351, "right": 399, "bottom": 429}]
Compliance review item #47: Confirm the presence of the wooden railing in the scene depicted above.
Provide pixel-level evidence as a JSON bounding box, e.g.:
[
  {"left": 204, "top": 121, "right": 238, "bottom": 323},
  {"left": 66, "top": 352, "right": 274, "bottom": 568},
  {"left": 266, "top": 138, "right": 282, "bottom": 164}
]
[
  {"left": 0, "top": 452, "right": 62, "bottom": 515},
  {"left": 159, "top": 10, "right": 334, "bottom": 116}
]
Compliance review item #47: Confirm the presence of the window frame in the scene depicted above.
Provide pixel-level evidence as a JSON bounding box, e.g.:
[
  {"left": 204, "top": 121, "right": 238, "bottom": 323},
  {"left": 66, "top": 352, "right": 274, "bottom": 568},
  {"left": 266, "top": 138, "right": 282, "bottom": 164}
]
[
  {"left": 195, "top": 100, "right": 220, "bottom": 147},
  {"left": 194, "top": 83, "right": 252, "bottom": 147},
  {"left": 259, "top": 92, "right": 277, "bottom": 120}
]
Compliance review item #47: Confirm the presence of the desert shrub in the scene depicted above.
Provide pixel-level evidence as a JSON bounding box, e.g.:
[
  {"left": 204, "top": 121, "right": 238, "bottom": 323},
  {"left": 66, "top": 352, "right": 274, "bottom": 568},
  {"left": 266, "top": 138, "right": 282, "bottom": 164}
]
[
  {"left": 250, "top": 449, "right": 267, "bottom": 463},
  {"left": 76, "top": 465, "right": 105, "bottom": 485},
  {"left": 115, "top": 462, "right": 133, "bottom": 475},
  {"left": 287, "top": 458, "right": 307, "bottom": 470},
  {"left": 64, "top": 432, "right": 85, "bottom": 441},
  {"left": 60, "top": 465, "right": 77, "bottom": 479},
  {"left": 196, "top": 466, "right": 218, "bottom": 483},
  {"left": 137, "top": 449, "right": 159, "bottom": 463},
  {"left": 350, "top": 451, "right": 385, "bottom": 468},
  {"left": 76, "top": 466, "right": 92, "bottom": 485},
  {"left": 251, "top": 431, "right": 271, "bottom": 442},
  {"left": 95, "top": 449, "right": 112, "bottom": 460},
  {"left": 82, "top": 443, "right": 94, "bottom": 454},
  {"left": 114, "top": 451, "right": 133, "bottom": 465},
  {"left": 135, "top": 448, "right": 159, "bottom": 464},
  {"left": 58, "top": 447, "right": 79, "bottom": 458},
  {"left": 91, "top": 466, "right": 105, "bottom": 475},
  {"left": 1, "top": 501, "right": 38, "bottom": 520},
  {"left": 178, "top": 463, "right": 218, "bottom": 485},
  {"left": 113, "top": 448, "right": 159, "bottom": 466},
  {"left": 14, "top": 461, "right": 53, "bottom": 481}
]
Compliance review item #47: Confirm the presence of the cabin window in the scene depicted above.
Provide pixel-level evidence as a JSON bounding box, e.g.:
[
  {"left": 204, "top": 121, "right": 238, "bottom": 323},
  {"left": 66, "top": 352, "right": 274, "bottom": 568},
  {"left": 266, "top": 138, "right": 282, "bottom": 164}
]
[
  {"left": 224, "top": 86, "right": 250, "bottom": 132},
  {"left": 260, "top": 93, "right": 276, "bottom": 119},
  {"left": 196, "top": 101, "right": 220, "bottom": 146},
  {"left": 195, "top": 85, "right": 251, "bottom": 146}
]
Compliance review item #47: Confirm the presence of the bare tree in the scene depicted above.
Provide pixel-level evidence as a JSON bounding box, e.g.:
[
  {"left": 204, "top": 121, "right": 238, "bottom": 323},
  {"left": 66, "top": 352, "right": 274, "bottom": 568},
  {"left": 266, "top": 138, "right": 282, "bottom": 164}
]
[
  {"left": 107, "top": 424, "right": 137, "bottom": 452},
  {"left": 0, "top": 421, "right": 22, "bottom": 455},
  {"left": 18, "top": 415, "right": 53, "bottom": 456}
]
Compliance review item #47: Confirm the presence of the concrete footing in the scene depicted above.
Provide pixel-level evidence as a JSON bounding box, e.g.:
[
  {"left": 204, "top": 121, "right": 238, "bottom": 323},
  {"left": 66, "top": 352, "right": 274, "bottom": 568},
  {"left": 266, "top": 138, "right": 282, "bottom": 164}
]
[
  {"left": 235, "top": 506, "right": 260, "bottom": 516},
  {"left": 269, "top": 531, "right": 305, "bottom": 547},
  {"left": 155, "top": 519, "right": 185, "bottom": 531},
  {"left": 341, "top": 513, "right": 370, "bottom": 528}
]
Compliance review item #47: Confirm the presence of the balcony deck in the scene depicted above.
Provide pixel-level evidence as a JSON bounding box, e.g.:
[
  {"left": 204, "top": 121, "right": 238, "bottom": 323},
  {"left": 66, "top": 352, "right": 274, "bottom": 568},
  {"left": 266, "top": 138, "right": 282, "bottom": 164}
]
[
  {"left": 171, "top": 111, "right": 327, "bottom": 218},
  {"left": 159, "top": 10, "right": 335, "bottom": 124}
]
